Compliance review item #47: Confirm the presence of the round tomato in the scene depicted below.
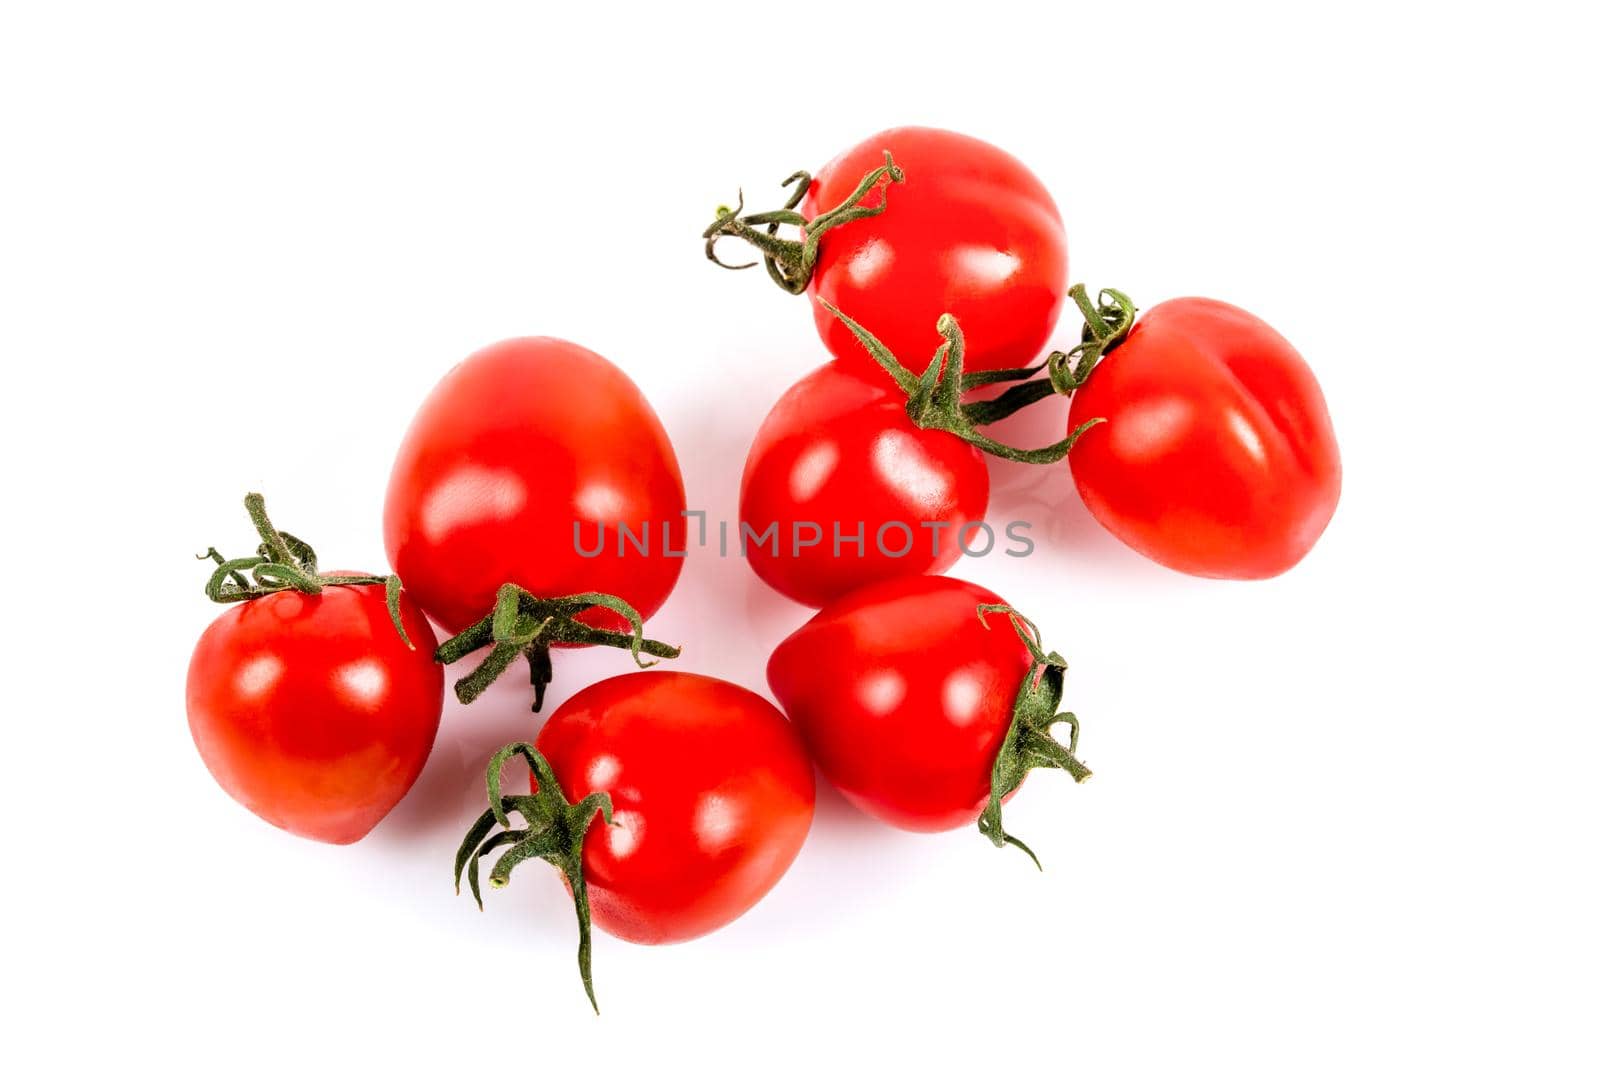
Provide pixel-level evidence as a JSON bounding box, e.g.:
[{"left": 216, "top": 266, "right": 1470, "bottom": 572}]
[
  {"left": 711, "top": 126, "right": 1068, "bottom": 375},
  {"left": 536, "top": 672, "right": 814, "bottom": 943},
  {"left": 1067, "top": 298, "right": 1341, "bottom": 578},
  {"left": 457, "top": 672, "right": 815, "bottom": 1008},
  {"left": 187, "top": 579, "right": 443, "bottom": 844},
  {"left": 767, "top": 575, "right": 1089, "bottom": 846},
  {"left": 740, "top": 362, "right": 990, "bottom": 606},
  {"left": 384, "top": 337, "right": 686, "bottom": 635}
]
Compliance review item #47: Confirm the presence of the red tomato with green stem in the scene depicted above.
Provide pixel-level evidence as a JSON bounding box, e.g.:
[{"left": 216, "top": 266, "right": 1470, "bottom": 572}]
[
  {"left": 767, "top": 575, "right": 1090, "bottom": 865},
  {"left": 384, "top": 337, "right": 687, "bottom": 709},
  {"left": 737, "top": 301, "right": 1104, "bottom": 606},
  {"left": 1065, "top": 295, "right": 1341, "bottom": 578},
  {"left": 187, "top": 494, "right": 444, "bottom": 845},
  {"left": 740, "top": 360, "right": 990, "bottom": 606},
  {"left": 705, "top": 126, "right": 1068, "bottom": 375},
  {"left": 457, "top": 672, "right": 815, "bottom": 1011}
]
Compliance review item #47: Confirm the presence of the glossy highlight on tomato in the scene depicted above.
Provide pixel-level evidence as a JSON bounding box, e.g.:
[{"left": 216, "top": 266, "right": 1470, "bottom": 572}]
[
  {"left": 384, "top": 337, "right": 686, "bottom": 634},
  {"left": 187, "top": 579, "right": 443, "bottom": 844},
  {"left": 1068, "top": 298, "right": 1341, "bottom": 578},
  {"left": 740, "top": 361, "right": 990, "bottom": 605},
  {"left": 768, "top": 575, "right": 1038, "bottom": 832},
  {"left": 709, "top": 127, "right": 1069, "bottom": 377},
  {"left": 534, "top": 672, "right": 815, "bottom": 945},
  {"left": 804, "top": 127, "right": 1068, "bottom": 375}
]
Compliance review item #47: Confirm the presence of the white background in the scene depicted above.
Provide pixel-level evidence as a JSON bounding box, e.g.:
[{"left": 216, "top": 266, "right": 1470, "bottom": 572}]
[{"left": 4, "top": 2, "right": 1596, "bottom": 1064}]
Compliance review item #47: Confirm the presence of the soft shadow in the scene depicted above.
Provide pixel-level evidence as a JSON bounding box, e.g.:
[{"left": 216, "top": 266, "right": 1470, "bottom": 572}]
[
  {"left": 371, "top": 646, "right": 546, "bottom": 843},
  {"left": 963, "top": 380, "right": 1194, "bottom": 585}
]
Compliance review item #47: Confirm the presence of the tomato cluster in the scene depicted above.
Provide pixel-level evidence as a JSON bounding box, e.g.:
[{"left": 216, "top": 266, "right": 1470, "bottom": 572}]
[
  {"left": 185, "top": 124, "right": 1338, "bottom": 1012},
  {"left": 709, "top": 126, "right": 1341, "bottom": 590}
]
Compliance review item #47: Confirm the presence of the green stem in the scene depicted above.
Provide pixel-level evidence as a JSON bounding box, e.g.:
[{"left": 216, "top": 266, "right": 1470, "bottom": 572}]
[
  {"left": 1045, "top": 284, "right": 1138, "bottom": 394},
  {"left": 1073, "top": 284, "right": 1116, "bottom": 341},
  {"left": 973, "top": 604, "right": 1094, "bottom": 867},
  {"left": 821, "top": 301, "right": 1106, "bottom": 465},
  {"left": 959, "top": 378, "right": 1057, "bottom": 426},
  {"left": 199, "top": 492, "right": 413, "bottom": 646},
  {"left": 1019, "top": 720, "right": 1093, "bottom": 783},
  {"left": 702, "top": 152, "right": 905, "bottom": 294},
  {"left": 455, "top": 742, "right": 613, "bottom": 1013},
  {"left": 955, "top": 283, "right": 1140, "bottom": 430},
  {"left": 436, "top": 584, "right": 679, "bottom": 713},
  {"left": 244, "top": 492, "right": 313, "bottom": 586}
]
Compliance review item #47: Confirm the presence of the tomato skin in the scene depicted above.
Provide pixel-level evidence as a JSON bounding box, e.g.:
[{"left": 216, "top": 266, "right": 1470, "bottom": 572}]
[
  {"left": 739, "top": 362, "right": 990, "bottom": 606},
  {"left": 804, "top": 127, "right": 1068, "bottom": 375},
  {"left": 766, "top": 575, "right": 1033, "bottom": 832},
  {"left": 1067, "top": 298, "right": 1341, "bottom": 578},
  {"left": 535, "top": 672, "right": 815, "bottom": 944},
  {"left": 186, "top": 582, "right": 444, "bottom": 845},
  {"left": 383, "top": 337, "right": 686, "bottom": 634}
]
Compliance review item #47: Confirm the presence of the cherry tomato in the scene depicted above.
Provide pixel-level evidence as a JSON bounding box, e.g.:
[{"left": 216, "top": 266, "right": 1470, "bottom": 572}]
[
  {"left": 804, "top": 127, "right": 1068, "bottom": 375},
  {"left": 533, "top": 672, "right": 815, "bottom": 945},
  {"left": 768, "top": 575, "right": 1053, "bottom": 833},
  {"left": 1067, "top": 298, "right": 1341, "bottom": 578},
  {"left": 187, "top": 579, "right": 443, "bottom": 844},
  {"left": 384, "top": 337, "right": 686, "bottom": 634},
  {"left": 740, "top": 361, "right": 990, "bottom": 606}
]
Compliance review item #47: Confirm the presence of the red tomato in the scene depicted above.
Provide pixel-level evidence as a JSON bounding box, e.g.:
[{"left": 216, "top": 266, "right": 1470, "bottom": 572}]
[
  {"left": 740, "top": 362, "right": 990, "bottom": 606},
  {"left": 804, "top": 127, "right": 1068, "bottom": 375},
  {"left": 768, "top": 575, "right": 1043, "bottom": 832},
  {"left": 187, "top": 580, "right": 443, "bottom": 844},
  {"left": 384, "top": 338, "right": 686, "bottom": 634},
  {"left": 1067, "top": 298, "right": 1341, "bottom": 578},
  {"left": 526, "top": 672, "right": 815, "bottom": 943}
]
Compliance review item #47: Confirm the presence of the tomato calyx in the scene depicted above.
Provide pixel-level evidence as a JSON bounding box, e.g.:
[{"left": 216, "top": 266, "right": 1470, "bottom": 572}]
[
  {"left": 959, "top": 284, "right": 1139, "bottom": 425},
  {"left": 1048, "top": 283, "right": 1137, "bottom": 394},
  {"left": 198, "top": 492, "right": 414, "bottom": 647},
  {"left": 456, "top": 741, "right": 613, "bottom": 1013},
  {"left": 435, "top": 584, "right": 680, "bottom": 713},
  {"left": 821, "top": 299, "right": 1106, "bottom": 465},
  {"left": 975, "top": 605, "right": 1092, "bottom": 868},
  {"left": 701, "top": 151, "right": 905, "bottom": 294}
]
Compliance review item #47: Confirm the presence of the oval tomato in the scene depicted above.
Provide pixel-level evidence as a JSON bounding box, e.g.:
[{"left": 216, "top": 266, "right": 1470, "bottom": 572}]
[
  {"left": 187, "top": 579, "right": 443, "bottom": 844},
  {"left": 1067, "top": 298, "right": 1341, "bottom": 578},
  {"left": 740, "top": 362, "right": 990, "bottom": 606},
  {"left": 384, "top": 337, "right": 686, "bottom": 635},
  {"left": 767, "top": 575, "right": 1088, "bottom": 846},
  {"left": 710, "top": 127, "right": 1067, "bottom": 375}
]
